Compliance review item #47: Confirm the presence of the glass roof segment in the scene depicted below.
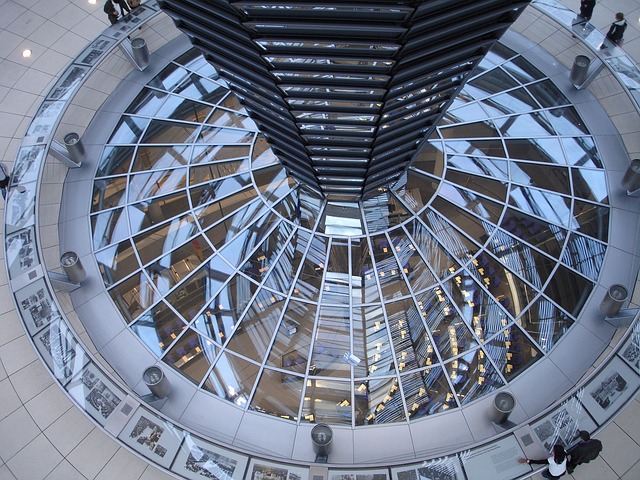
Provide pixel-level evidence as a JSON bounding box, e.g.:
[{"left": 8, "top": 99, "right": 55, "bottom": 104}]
[{"left": 90, "top": 45, "right": 609, "bottom": 427}]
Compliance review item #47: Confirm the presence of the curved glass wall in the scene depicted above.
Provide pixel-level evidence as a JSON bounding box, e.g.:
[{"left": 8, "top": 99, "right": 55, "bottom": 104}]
[{"left": 90, "top": 44, "right": 608, "bottom": 426}]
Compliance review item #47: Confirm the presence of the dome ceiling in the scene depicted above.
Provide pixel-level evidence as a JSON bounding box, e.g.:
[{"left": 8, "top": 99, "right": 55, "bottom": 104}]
[{"left": 90, "top": 44, "right": 608, "bottom": 427}]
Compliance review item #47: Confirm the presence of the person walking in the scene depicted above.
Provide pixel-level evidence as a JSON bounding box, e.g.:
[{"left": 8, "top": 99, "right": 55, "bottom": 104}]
[
  {"left": 519, "top": 444, "right": 567, "bottom": 479},
  {"left": 0, "top": 163, "right": 10, "bottom": 200},
  {"left": 605, "top": 12, "right": 628, "bottom": 47},
  {"left": 567, "top": 430, "right": 603, "bottom": 474},
  {"left": 103, "top": 0, "right": 119, "bottom": 25},
  {"left": 579, "top": 0, "right": 596, "bottom": 22}
]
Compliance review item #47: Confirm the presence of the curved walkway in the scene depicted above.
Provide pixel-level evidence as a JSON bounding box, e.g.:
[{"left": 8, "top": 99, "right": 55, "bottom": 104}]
[{"left": 1, "top": 1, "right": 640, "bottom": 480}]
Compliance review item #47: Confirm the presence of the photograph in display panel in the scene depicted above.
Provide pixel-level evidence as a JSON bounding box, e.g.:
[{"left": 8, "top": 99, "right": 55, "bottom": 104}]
[
  {"left": 6, "top": 226, "right": 38, "bottom": 279},
  {"left": 620, "top": 324, "right": 640, "bottom": 373},
  {"left": 247, "top": 459, "right": 308, "bottom": 480},
  {"left": 66, "top": 363, "right": 125, "bottom": 425},
  {"left": 329, "top": 469, "right": 389, "bottom": 480},
  {"left": 172, "top": 434, "right": 248, "bottom": 480},
  {"left": 15, "top": 277, "right": 60, "bottom": 335},
  {"left": 391, "top": 456, "right": 462, "bottom": 480},
  {"left": 580, "top": 357, "right": 640, "bottom": 424},
  {"left": 119, "top": 408, "right": 184, "bottom": 468},
  {"left": 530, "top": 393, "right": 597, "bottom": 451},
  {"left": 35, "top": 318, "right": 88, "bottom": 385}
]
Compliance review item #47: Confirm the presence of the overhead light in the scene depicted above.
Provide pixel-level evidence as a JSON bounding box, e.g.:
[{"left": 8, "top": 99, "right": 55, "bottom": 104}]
[
  {"left": 22, "top": 49, "right": 32, "bottom": 58},
  {"left": 88, "top": 0, "right": 97, "bottom": 4}
]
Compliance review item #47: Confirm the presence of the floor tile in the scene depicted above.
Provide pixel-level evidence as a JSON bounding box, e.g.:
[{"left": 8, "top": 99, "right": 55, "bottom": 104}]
[
  {"left": 6, "top": 434, "right": 62, "bottom": 480},
  {"left": 0, "top": 408, "right": 39, "bottom": 462},
  {"left": 66, "top": 428, "right": 118, "bottom": 480},
  {"left": 24, "top": 383, "right": 71, "bottom": 430},
  {"left": 43, "top": 406, "right": 93, "bottom": 458}
]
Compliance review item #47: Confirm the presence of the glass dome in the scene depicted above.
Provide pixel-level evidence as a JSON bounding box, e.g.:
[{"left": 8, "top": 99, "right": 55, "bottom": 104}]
[{"left": 90, "top": 44, "right": 608, "bottom": 427}]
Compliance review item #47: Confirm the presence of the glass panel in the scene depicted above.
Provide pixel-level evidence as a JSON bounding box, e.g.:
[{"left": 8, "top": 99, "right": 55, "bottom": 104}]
[
  {"left": 417, "top": 288, "right": 477, "bottom": 360},
  {"left": 241, "top": 221, "right": 293, "bottom": 284},
  {"left": 388, "top": 228, "right": 436, "bottom": 293},
  {"left": 481, "top": 87, "right": 539, "bottom": 115},
  {"left": 133, "top": 214, "right": 199, "bottom": 266},
  {"left": 447, "top": 155, "right": 509, "bottom": 180},
  {"left": 206, "top": 108, "right": 254, "bottom": 128},
  {"left": 526, "top": 79, "right": 568, "bottom": 108},
  {"left": 371, "top": 234, "right": 410, "bottom": 301},
  {"left": 362, "top": 192, "right": 411, "bottom": 232},
  {"left": 163, "top": 329, "right": 217, "bottom": 384},
  {"left": 505, "top": 138, "right": 564, "bottom": 164},
  {"left": 132, "top": 145, "right": 191, "bottom": 172},
  {"left": 385, "top": 298, "right": 435, "bottom": 371},
  {"left": 196, "top": 190, "right": 259, "bottom": 233},
  {"left": 544, "top": 107, "right": 588, "bottom": 135},
  {"left": 96, "top": 240, "right": 138, "bottom": 286},
  {"left": 141, "top": 120, "right": 200, "bottom": 144},
  {"left": 500, "top": 209, "right": 566, "bottom": 258},
  {"left": 561, "top": 233, "right": 605, "bottom": 282},
  {"left": 128, "top": 168, "right": 188, "bottom": 202},
  {"left": 292, "top": 235, "right": 328, "bottom": 301},
  {"left": 444, "top": 139, "right": 506, "bottom": 158},
  {"left": 443, "top": 272, "right": 510, "bottom": 339},
  {"left": 91, "top": 208, "right": 128, "bottom": 250},
  {"left": 502, "top": 56, "right": 544, "bottom": 83},
  {"left": 352, "top": 305, "right": 394, "bottom": 378},
  {"left": 434, "top": 188, "right": 503, "bottom": 225},
  {"left": 191, "top": 145, "right": 251, "bottom": 164},
  {"left": 485, "top": 324, "right": 541, "bottom": 381},
  {"left": 465, "top": 68, "right": 519, "bottom": 99},
  {"left": 494, "top": 112, "right": 556, "bottom": 137},
  {"left": 508, "top": 186, "right": 572, "bottom": 227},
  {"left": 401, "top": 367, "right": 457, "bottom": 420},
  {"left": 126, "top": 87, "right": 167, "bottom": 116},
  {"left": 511, "top": 162, "right": 571, "bottom": 196},
  {"left": 572, "top": 200, "right": 608, "bottom": 241},
  {"left": 415, "top": 211, "right": 484, "bottom": 264},
  {"left": 203, "top": 352, "right": 260, "bottom": 407},
  {"left": 175, "top": 75, "right": 228, "bottom": 104},
  {"left": 198, "top": 127, "right": 254, "bottom": 144},
  {"left": 128, "top": 191, "right": 192, "bottom": 235},
  {"left": 443, "top": 171, "right": 508, "bottom": 203},
  {"left": 108, "top": 116, "right": 149, "bottom": 144},
  {"left": 250, "top": 367, "right": 302, "bottom": 421},
  {"left": 393, "top": 170, "right": 439, "bottom": 213},
  {"left": 354, "top": 377, "right": 404, "bottom": 425},
  {"left": 155, "top": 96, "right": 212, "bottom": 122},
  {"left": 108, "top": 272, "right": 157, "bottom": 323},
  {"left": 264, "top": 229, "right": 310, "bottom": 294},
  {"left": 561, "top": 137, "right": 602, "bottom": 168},
  {"left": 322, "top": 239, "right": 350, "bottom": 305},
  {"left": 218, "top": 211, "right": 280, "bottom": 268},
  {"left": 409, "top": 219, "right": 459, "bottom": 279},
  {"left": 310, "top": 305, "right": 351, "bottom": 378},
  {"left": 444, "top": 348, "right": 504, "bottom": 405},
  {"left": 267, "top": 300, "right": 317, "bottom": 372},
  {"left": 92, "top": 177, "right": 127, "bottom": 212},
  {"left": 439, "top": 119, "right": 499, "bottom": 139},
  {"left": 146, "top": 235, "right": 214, "bottom": 295},
  {"left": 571, "top": 168, "right": 608, "bottom": 204},
  {"left": 351, "top": 238, "right": 380, "bottom": 304},
  {"left": 225, "top": 290, "right": 285, "bottom": 362},
  {"left": 517, "top": 296, "right": 573, "bottom": 352},
  {"left": 543, "top": 265, "right": 594, "bottom": 318},
  {"left": 487, "top": 229, "right": 556, "bottom": 289},
  {"left": 131, "top": 302, "right": 187, "bottom": 356},
  {"left": 96, "top": 146, "right": 135, "bottom": 177},
  {"left": 189, "top": 160, "right": 250, "bottom": 186},
  {"left": 302, "top": 379, "right": 352, "bottom": 425}
]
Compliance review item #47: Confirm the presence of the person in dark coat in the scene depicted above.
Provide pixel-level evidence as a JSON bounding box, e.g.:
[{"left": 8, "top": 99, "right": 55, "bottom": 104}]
[
  {"left": 103, "top": 0, "right": 119, "bottom": 25},
  {"left": 579, "top": 0, "right": 596, "bottom": 21},
  {"left": 605, "top": 12, "right": 628, "bottom": 46},
  {"left": 567, "top": 430, "right": 603, "bottom": 474},
  {"left": 113, "top": 0, "right": 131, "bottom": 16}
]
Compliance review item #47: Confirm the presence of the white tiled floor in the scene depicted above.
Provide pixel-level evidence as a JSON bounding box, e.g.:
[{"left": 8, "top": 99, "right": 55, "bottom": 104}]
[{"left": 1, "top": 1, "right": 640, "bottom": 479}]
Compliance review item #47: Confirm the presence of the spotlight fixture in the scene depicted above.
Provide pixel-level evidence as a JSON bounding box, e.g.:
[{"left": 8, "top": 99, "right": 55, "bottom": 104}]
[{"left": 22, "top": 49, "right": 32, "bottom": 58}]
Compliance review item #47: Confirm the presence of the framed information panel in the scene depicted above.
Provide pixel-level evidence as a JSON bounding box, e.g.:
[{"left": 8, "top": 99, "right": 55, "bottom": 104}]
[
  {"left": 391, "top": 456, "right": 463, "bottom": 480},
  {"left": 460, "top": 435, "right": 530, "bottom": 480},
  {"left": 580, "top": 356, "right": 640, "bottom": 424},
  {"left": 172, "top": 433, "right": 248, "bottom": 480},
  {"left": 66, "top": 362, "right": 127, "bottom": 426},
  {"left": 246, "top": 458, "right": 308, "bottom": 480},
  {"left": 118, "top": 408, "right": 184, "bottom": 468}
]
